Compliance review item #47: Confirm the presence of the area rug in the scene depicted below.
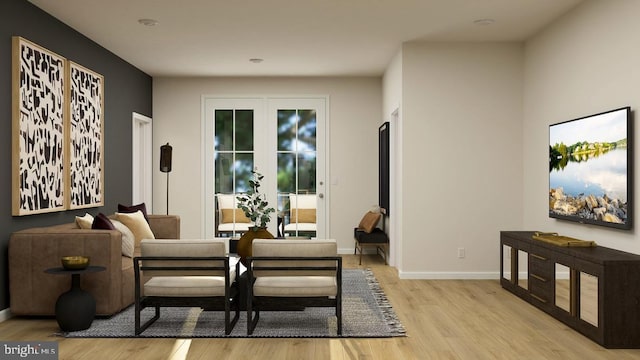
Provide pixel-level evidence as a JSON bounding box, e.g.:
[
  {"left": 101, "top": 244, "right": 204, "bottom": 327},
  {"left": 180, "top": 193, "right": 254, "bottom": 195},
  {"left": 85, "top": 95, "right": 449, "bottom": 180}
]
[{"left": 63, "top": 269, "right": 406, "bottom": 338}]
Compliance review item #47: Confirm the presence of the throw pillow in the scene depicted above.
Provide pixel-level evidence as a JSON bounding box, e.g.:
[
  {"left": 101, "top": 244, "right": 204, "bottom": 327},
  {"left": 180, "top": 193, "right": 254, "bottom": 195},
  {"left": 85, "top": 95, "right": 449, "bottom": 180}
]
[
  {"left": 290, "top": 209, "right": 316, "bottom": 223},
  {"left": 221, "top": 208, "right": 251, "bottom": 223},
  {"left": 75, "top": 213, "right": 94, "bottom": 229},
  {"left": 118, "top": 203, "right": 149, "bottom": 222},
  {"left": 116, "top": 210, "right": 155, "bottom": 248},
  {"left": 358, "top": 211, "right": 381, "bottom": 233},
  {"left": 92, "top": 212, "right": 116, "bottom": 230},
  {"left": 111, "top": 220, "right": 135, "bottom": 258}
]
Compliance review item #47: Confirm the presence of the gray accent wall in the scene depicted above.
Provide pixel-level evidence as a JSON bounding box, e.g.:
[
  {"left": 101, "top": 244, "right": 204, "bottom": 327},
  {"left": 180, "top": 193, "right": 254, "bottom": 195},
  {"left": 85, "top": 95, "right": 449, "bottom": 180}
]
[{"left": 0, "top": 0, "right": 152, "bottom": 311}]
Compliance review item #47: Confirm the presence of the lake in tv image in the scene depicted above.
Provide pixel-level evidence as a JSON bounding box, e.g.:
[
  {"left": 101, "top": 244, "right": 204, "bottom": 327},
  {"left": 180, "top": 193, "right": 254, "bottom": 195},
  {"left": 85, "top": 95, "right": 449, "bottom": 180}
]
[{"left": 549, "top": 107, "right": 629, "bottom": 226}]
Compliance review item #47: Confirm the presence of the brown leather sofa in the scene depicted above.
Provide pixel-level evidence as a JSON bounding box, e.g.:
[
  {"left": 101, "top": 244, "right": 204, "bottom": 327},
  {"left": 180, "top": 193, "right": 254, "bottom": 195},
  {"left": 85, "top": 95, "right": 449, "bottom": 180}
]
[{"left": 8, "top": 214, "right": 180, "bottom": 316}]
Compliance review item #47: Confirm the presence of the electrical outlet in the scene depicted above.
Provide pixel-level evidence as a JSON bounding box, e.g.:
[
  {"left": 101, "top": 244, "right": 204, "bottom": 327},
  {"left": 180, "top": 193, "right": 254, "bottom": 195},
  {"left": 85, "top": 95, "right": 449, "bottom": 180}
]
[{"left": 457, "top": 247, "right": 465, "bottom": 259}]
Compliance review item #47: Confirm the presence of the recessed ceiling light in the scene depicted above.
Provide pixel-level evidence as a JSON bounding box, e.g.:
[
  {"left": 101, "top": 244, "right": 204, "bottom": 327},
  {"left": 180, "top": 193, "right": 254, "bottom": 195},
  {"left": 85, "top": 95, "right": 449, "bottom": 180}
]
[
  {"left": 473, "top": 18, "right": 495, "bottom": 26},
  {"left": 138, "top": 18, "right": 159, "bottom": 26},
  {"left": 249, "top": 58, "right": 264, "bottom": 63}
]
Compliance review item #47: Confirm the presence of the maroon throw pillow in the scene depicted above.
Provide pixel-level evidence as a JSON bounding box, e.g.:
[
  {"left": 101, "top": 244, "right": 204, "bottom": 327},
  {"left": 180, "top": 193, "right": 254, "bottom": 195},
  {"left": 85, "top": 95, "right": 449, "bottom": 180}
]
[
  {"left": 118, "top": 203, "right": 149, "bottom": 222},
  {"left": 92, "top": 212, "right": 116, "bottom": 230}
]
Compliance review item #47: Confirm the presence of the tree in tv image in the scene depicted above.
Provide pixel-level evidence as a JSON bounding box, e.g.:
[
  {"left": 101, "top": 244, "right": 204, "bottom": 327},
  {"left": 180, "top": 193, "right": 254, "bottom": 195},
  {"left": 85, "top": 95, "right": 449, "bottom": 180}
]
[{"left": 548, "top": 107, "right": 631, "bottom": 229}]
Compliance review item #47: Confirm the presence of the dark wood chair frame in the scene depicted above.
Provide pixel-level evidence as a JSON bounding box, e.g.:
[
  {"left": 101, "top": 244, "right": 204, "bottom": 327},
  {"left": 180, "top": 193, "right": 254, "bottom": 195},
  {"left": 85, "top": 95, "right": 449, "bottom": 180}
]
[
  {"left": 133, "top": 256, "right": 240, "bottom": 335},
  {"left": 354, "top": 227, "right": 389, "bottom": 265},
  {"left": 245, "top": 256, "right": 343, "bottom": 335}
]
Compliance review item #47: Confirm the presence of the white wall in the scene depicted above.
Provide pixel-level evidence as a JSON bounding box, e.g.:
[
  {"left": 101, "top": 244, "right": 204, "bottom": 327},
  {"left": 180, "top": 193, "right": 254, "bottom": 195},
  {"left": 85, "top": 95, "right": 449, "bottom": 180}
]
[
  {"left": 383, "top": 50, "right": 402, "bottom": 120},
  {"left": 152, "top": 77, "right": 382, "bottom": 252},
  {"left": 383, "top": 50, "right": 403, "bottom": 267},
  {"left": 523, "top": 0, "right": 640, "bottom": 252},
  {"left": 399, "top": 42, "right": 524, "bottom": 278}
]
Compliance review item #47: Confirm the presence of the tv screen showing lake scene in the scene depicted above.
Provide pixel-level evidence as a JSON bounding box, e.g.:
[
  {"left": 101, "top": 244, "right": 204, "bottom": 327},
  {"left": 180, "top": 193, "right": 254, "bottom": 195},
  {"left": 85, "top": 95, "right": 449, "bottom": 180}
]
[{"left": 549, "top": 107, "right": 631, "bottom": 229}]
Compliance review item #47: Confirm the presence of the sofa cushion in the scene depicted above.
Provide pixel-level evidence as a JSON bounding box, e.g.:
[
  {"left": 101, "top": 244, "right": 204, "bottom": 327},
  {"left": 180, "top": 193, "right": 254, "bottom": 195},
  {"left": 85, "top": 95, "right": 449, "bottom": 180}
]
[
  {"left": 116, "top": 211, "right": 155, "bottom": 248},
  {"left": 75, "top": 213, "right": 94, "bottom": 229},
  {"left": 92, "top": 213, "right": 116, "bottom": 230},
  {"left": 118, "top": 202, "right": 149, "bottom": 222},
  {"left": 111, "top": 220, "right": 135, "bottom": 258}
]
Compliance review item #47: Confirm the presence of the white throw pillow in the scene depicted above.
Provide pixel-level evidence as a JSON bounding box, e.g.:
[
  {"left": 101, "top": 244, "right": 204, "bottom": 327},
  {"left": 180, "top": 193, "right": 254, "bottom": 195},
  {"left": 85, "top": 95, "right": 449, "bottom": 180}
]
[
  {"left": 116, "top": 210, "right": 155, "bottom": 248},
  {"left": 75, "top": 213, "right": 94, "bottom": 229},
  {"left": 111, "top": 219, "right": 136, "bottom": 258}
]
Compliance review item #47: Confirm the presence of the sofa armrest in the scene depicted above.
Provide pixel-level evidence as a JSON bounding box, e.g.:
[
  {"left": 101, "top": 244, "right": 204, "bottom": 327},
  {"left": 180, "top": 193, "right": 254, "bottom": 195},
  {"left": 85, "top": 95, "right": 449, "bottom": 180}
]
[
  {"left": 148, "top": 215, "right": 180, "bottom": 239},
  {"left": 9, "top": 227, "right": 124, "bottom": 316}
]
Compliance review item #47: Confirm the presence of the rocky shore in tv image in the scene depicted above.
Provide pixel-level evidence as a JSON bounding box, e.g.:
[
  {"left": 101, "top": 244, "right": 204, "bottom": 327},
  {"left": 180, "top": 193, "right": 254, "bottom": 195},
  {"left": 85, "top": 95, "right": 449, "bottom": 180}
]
[{"left": 549, "top": 187, "right": 627, "bottom": 224}]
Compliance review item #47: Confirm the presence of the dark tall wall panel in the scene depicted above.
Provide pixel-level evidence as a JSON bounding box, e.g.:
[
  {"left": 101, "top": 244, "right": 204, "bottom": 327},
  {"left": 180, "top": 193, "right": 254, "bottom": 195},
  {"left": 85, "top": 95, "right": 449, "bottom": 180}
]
[{"left": 0, "top": 0, "right": 153, "bottom": 310}]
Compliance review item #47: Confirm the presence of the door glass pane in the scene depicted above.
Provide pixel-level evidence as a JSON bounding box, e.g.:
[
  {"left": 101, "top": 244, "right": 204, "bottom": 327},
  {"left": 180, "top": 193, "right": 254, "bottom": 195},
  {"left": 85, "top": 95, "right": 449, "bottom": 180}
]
[
  {"left": 298, "top": 110, "right": 316, "bottom": 150},
  {"left": 235, "top": 153, "right": 254, "bottom": 192},
  {"left": 278, "top": 109, "right": 317, "bottom": 237},
  {"left": 214, "top": 109, "right": 255, "bottom": 237},
  {"left": 277, "top": 153, "right": 295, "bottom": 194},
  {"left": 235, "top": 110, "right": 254, "bottom": 151},
  {"left": 215, "top": 110, "right": 233, "bottom": 151},
  {"left": 278, "top": 110, "right": 297, "bottom": 151},
  {"left": 215, "top": 153, "right": 234, "bottom": 194},
  {"left": 298, "top": 152, "right": 316, "bottom": 193}
]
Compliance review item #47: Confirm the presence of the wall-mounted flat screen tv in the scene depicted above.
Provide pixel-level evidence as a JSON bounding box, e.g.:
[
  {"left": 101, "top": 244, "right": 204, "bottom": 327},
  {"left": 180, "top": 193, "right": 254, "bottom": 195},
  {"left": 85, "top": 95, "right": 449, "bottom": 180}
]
[{"left": 549, "top": 106, "right": 632, "bottom": 230}]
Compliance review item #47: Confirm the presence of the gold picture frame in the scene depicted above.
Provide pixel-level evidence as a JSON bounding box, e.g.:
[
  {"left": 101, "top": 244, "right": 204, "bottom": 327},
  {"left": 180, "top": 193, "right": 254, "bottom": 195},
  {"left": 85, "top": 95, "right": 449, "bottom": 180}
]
[
  {"left": 12, "top": 37, "right": 66, "bottom": 216},
  {"left": 66, "top": 61, "right": 105, "bottom": 210}
]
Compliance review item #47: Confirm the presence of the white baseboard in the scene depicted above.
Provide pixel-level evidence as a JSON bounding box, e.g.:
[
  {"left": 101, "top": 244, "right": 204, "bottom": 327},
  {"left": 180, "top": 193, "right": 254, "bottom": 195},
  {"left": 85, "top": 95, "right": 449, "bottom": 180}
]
[
  {"left": 398, "top": 271, "right": 499, "bottom": 280},
  {"left": 338, "top": 247, "right": 356, "bottom": 255},
  {"left": 0, "top": 308, "right": 13, "bottom": 323}
]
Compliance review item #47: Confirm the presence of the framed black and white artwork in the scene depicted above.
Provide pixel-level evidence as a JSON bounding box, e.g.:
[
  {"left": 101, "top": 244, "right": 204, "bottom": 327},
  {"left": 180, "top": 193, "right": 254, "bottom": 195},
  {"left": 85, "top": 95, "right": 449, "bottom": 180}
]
[
  {"left": 12, "top": 37, "right": 66, "bottom": 216},
  {"left": 66, "top": 61, "right": 104, "bottom": 209}
]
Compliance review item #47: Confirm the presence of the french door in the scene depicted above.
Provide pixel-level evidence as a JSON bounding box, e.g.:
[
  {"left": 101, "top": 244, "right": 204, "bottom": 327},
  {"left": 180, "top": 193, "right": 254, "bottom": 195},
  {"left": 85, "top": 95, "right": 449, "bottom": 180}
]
[{"left": 203, "top": 97, "right": 327, "bottom": 239}]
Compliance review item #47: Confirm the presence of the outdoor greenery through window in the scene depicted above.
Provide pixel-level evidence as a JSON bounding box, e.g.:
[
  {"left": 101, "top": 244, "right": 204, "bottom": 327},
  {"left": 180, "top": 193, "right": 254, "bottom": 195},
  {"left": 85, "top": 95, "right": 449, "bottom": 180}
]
[
  {"left": 277, "top": 109, "right": 317, "bottom": 227},
  {"left": 215, "top": 109, "right": 254, "bottom": 194}
]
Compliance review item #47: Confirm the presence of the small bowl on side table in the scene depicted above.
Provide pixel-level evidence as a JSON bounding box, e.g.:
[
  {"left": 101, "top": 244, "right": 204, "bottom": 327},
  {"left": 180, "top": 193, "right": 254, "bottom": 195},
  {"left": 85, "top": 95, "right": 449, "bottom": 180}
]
[{"left": 61, "top": 256, "right": 90, "bottom": 270}]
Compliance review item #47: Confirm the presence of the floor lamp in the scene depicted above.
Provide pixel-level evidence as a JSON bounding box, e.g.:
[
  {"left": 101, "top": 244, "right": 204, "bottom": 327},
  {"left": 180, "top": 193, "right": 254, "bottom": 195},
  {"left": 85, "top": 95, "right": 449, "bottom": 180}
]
[{"left": 160, "top": 143, "right": 172, "bottom": 215}]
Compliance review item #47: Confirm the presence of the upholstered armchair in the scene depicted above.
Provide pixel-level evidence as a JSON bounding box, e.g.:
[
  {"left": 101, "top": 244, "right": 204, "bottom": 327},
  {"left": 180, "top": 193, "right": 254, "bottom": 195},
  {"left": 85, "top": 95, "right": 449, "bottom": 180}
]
[
  {"left": 133, "top": 239, "right": 239, "bottom": 335},
  {"left": 283, "top": 194, "right": 317, "bottom": 236},
  {"left": 246, "top": 239, "right": 342, "bottom": 335},
  {"left": 216, "top": 194, "right": 252, "bottom": 236}
]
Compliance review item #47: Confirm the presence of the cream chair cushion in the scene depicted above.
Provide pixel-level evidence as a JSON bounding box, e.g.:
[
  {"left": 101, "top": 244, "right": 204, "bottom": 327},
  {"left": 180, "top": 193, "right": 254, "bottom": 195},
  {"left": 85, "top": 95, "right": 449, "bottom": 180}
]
[
  {"left": 217, "top": 194, "right": 252, "bottom": 233},
  {"left": 251, "top": 239, "right": 338, "bottom": 295},
  {"left": 284, "top": 194, "right": 317, "bottom": 233},
  {"left": 140, "top": 239, "right": 235, "bottom": 296},
  {"left": 253, "top": 276, "right": 336, "bottom": 297}
]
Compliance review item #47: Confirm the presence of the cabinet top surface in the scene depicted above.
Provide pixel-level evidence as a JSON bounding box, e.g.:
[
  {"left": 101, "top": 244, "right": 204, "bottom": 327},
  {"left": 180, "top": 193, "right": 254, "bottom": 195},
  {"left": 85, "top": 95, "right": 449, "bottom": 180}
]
[{"left": 501, "top": 231, "right": 640, "bottom": 263}]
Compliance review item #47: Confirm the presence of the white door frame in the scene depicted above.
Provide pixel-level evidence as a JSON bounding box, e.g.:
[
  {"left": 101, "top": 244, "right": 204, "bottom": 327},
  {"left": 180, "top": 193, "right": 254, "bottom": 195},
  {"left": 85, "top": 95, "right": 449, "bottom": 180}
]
[
  {"left": 132, "top": 112, "right": 153, "bottom": 211},
  {"left": 201, "top": 96, "right": 329, "bottom": 239},
  {"left": 267, "top": 97, "right": 329, "bottom": 239},
  {"left": 202, "top": 97, "right": 266, "bottom": 238},
  {"left": 390, "top": 107, "right": 401, "bottom": 268}
]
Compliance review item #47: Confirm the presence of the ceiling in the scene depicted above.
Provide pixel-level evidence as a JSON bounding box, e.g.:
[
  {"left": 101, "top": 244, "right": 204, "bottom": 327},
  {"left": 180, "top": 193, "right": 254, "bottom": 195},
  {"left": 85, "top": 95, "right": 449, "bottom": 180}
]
[{"left": 29, "top": 0, "right": 583, "bottom": 77}]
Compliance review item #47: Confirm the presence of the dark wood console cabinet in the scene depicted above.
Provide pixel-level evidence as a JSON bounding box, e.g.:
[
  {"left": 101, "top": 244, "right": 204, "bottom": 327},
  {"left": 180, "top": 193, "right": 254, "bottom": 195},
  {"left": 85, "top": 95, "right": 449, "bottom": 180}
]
[{"left": 500, "top": 231, "right": 640, "bottom": 348}]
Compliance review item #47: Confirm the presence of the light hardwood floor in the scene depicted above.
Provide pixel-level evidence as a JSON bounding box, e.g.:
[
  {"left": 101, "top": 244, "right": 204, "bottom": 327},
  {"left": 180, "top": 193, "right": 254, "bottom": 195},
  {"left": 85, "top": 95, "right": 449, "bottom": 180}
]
[{"left": 2, "top": 255, "right": 640, "bottom": 360}]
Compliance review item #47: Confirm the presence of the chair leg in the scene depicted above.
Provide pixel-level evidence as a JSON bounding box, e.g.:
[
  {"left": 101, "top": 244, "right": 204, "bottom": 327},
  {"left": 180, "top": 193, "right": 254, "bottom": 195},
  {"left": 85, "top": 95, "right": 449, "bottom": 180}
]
[
  {"left": 247, "top": 296, "right": 259, "bottom": 335},
  {"left": 246, "top": 279, "right": 259, "bottom": 335},
  {"left": 136, "top": 305, "right": 160, "bottom": 336},
  {"left": 225, "top": 292, "right": 240, "bottom": 335}
]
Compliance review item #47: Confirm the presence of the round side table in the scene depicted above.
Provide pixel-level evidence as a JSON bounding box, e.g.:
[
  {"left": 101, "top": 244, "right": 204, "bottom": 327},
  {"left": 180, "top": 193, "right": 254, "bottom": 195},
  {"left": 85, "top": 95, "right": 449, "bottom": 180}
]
[{"left": 45, "top": 265, "right": 106, "bottom": 332}]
